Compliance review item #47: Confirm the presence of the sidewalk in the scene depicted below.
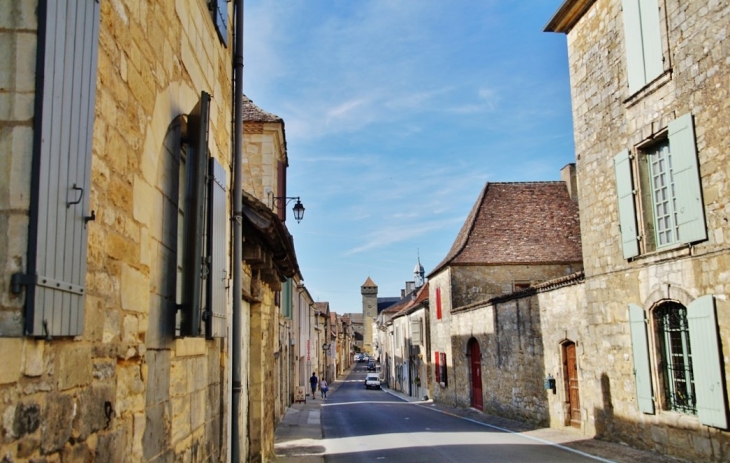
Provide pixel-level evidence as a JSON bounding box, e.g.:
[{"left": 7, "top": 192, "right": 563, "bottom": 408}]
[
  {"left": 275, "top": 372, "right": 683, "bottom": 463},
  {"left": 274, "top": 366, "right": 354, "bottom": 462}
]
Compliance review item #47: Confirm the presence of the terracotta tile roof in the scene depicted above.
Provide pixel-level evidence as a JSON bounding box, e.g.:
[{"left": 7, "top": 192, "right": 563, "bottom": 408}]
[
  {"left": 429, "top": 182, "right": 582, "bottom": 276},
  {"left": 242, "top": 94, "right": 283, "bottom": 123},
  {"left": 362, "top": 276, "right": 377, "bottom": 287}
]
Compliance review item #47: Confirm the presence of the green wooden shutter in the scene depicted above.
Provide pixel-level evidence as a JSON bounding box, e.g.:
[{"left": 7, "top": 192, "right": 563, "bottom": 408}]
[
  {"left": 205, "top": 157, "right": 227, "bottom": 338},
  {"left": 614, "top": 149, "right": 640, "bottom": 259},
  {"left": 629, "top": 304, "right": 654, "bottom": 414},
  {"left": 22, "top": 0, "right": 101, "bottom": 337},
  {"left": 639, "top": 0, "right": 663, "bottom": 83},
  {"left": 669, "top": 113, "right": 707, "bottom": 244},
  {"left": 180, "top": 92, "right": 211, "bottom": 337},
  {"left": 687, "top": 295, "right": 728, "bottom": 429},
  {"left": 622, "top": 0, "right": 646, "bottom": 93}
]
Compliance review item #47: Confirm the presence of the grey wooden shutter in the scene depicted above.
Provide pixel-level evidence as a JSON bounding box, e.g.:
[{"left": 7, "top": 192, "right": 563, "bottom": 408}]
[
  {"left": 621, "top": 0, "right": 646, "bottom": 93},
  {"left": 21, "top": 0, "right": 101, "bottom": 337},
  {"left": 669, "top": 113, "right": 707, "bottom": 244},
  {"left": 638, "top": 0, "right": 663, "bottom": 83},
  {"left": 180, "top": 92, "right": 211, "bottom": 337},
  {"left": 205, "top": 157, "right": 228, "bottom": 338},
  {"left": 411, "top": 319, "right": 422, "bottom": 344},
  {"left": 622, "top": 0, "right": 663, "bottom": 93},
  {"left": 628, "top": 304, "right": 654, "bottom": 414},
  {"left": 614, "top": 149, "right": 640, "bottom": 259},
  {"left": 687, "top": 295, "right": 728, "bottom": 429}
]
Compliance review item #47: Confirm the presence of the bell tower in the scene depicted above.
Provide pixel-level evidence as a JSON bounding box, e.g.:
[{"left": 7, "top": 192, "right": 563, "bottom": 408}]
[{"left": 361, "top": 277, "right": 378, "bottom": 354}]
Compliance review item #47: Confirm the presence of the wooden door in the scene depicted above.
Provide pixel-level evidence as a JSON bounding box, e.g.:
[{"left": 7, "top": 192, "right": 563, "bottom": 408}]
[
  {"left": 566, "top": 343, "right": 581, "bottom": 428},
  {"left": 470, "top": 340, "right": 483, "bottom": 410}
]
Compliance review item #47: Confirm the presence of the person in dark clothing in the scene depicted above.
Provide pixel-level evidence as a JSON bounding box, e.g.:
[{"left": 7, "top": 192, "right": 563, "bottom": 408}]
[{"left": 309, "top": 372, "right": 318, "bottom": 399}]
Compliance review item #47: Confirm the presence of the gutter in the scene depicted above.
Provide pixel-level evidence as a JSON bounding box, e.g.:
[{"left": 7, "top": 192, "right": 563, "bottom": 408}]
[{"left": 231, "top": 0, "right": 244, "bottom": 461}]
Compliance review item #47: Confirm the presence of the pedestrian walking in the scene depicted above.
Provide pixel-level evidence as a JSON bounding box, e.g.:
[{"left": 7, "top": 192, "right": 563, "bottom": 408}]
[
  {"left": 320, "top": 379, "right": 328, "bottom": 399},
  {"left": 309, "top": 372, "right": 318, "bottom": 399}
]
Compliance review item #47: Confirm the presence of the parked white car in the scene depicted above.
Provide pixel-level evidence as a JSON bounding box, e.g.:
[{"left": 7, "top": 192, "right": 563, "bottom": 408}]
[{"left": 365, "top": 373, "right": 381, "bottom": 389}]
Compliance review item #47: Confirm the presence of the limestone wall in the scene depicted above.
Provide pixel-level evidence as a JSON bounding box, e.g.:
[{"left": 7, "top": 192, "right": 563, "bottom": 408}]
[
  {"left": 451, "top": 263, "right": 580, "bottom": 308},
  {"left": 0, "top": 0, "right": 238, "bottom": 461}
]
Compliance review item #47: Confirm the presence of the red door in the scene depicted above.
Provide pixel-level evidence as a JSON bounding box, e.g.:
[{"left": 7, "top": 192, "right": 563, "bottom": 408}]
[
  {"left": 470, "top": 340, "right": 483, "bottom": 410},
  {"left": 566, "top": 343, "right": 581, "bottom": 428}
]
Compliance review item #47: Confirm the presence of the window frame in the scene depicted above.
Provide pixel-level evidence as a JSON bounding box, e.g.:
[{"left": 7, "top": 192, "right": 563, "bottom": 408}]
[
  {"left": 629, "top": 296, "right": 728, "bottom": 428},
  {"left": 621, "top": 0, "right": 665, "bottom": 94},
  {"left": 614, "top": 113, "right": 706, "bottom": 260},
  {"left": 651, "top": 301, "right": 697, "bottom": 415}
]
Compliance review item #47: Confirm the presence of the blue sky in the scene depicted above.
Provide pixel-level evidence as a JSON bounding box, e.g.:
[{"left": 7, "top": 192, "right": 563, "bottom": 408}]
[{"left": 243, "top": 1, "right": 575, "bottom": 313}]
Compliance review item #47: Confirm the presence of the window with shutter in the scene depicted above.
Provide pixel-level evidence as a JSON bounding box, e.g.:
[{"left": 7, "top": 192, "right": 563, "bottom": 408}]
[
  {"left": 179, "top": 92, "right": 211, "bottom": 337},
  {"left": 440, "top": 352, "right": 448, "bottom": 386},
  {"left": 435, "top": 287, "right": 442, "bottom": 320},
  {"left": 622, "top": 0, "right": 664, "bottom": 93},
  {"left": 16, "top": 0, "right": 101, "bottom": 337},
  {"left": 614, "top": 114, "right": 706, "bottom": 259},
  {"left": 210, "top": 0, "right": 229, "bottom": 46},
  {"left": 205, "top": 157, "right": 227, "bottom": 338}
]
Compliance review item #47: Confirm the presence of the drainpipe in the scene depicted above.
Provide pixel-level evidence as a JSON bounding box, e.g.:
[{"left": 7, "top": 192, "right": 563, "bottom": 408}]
[{"left": 231, "top": 0, "right": 244, "bottom": 461}]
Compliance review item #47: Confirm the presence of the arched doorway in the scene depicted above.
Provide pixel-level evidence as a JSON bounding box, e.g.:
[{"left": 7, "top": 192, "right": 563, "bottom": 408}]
[
  {"left": 562, "top": 341, "right": 581, "bottom": 428},
  {"left": 468, "top": 338, "right": 483, "bottom": 410}
]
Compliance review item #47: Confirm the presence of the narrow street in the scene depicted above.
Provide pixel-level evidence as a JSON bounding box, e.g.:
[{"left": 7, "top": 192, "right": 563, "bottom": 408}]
[
  {"left": 276, "top": 364, "right": 681, "bottom": 463},
  {"left": 319, "top": 364, "right": 603, "bottom": 463}
]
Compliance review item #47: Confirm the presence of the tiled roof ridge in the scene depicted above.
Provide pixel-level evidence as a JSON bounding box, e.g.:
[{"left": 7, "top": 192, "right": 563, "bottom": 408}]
[
  {"left": 428, "top": 182, "right": 490, "bottom": 276},
  {"left": 428, "top": 180, "right": 582, "bottom": 276},
  {"left": 242, "top": 94, "right": 283, "bottom": 123}
]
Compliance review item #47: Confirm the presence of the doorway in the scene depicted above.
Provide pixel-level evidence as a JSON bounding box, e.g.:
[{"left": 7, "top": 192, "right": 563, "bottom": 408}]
[
  {"left": 564, "top": 342, "right": 581, "bottom": 428},
  {"left": 468, "top": 338, "right": 483, "bottom": 410}
]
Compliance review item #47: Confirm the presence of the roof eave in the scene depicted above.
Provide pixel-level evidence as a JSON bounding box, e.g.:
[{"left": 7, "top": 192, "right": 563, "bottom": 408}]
[{"left": 544, "top": 0, "right": 596, "bottom": 33}]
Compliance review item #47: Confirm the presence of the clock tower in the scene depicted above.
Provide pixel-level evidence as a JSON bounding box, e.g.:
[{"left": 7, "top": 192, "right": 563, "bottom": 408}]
[{"left": 361, "top": 277, "right": 378, "bottom": 355}]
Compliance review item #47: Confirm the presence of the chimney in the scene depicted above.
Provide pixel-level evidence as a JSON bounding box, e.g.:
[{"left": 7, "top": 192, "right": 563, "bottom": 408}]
[{"left": 560, "top": 163, "right": 578, "bottom": 201}]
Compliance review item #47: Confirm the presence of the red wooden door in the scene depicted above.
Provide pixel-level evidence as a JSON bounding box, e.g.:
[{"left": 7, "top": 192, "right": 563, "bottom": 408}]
[
  {"left": 470, "top": 340, "right": 483, "bottom": 410},
  {"left": 566, "top": 343, "right": 581, "bottom": 428}
]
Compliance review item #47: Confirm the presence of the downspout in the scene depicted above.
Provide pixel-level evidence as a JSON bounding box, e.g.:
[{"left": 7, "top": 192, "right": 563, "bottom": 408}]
[{"left": 231, "top": 0, "right": 244, "bottom": 461}]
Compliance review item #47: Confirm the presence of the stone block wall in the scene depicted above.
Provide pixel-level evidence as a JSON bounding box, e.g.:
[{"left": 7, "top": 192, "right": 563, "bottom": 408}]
[
  {"left": 242, "top": 122, "right": 287, "bottom": 204},
  {"left": 0, "top": 0, "right": 237, "bottom": 461},
  {"left": 428, "top": 270, "right": 454, "bottom": 404},
  {"left": 451, "top": 263, "right": 580, "bottom": 308}
]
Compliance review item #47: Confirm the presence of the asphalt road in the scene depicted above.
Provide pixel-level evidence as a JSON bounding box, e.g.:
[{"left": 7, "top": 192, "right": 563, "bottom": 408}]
[{"left": 320, "top": 363, "right": 612, "bottom": 463}]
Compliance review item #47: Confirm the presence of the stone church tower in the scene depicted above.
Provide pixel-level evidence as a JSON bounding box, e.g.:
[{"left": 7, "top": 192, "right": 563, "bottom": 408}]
[{"left": 361, "top": 277, "right": 378, "bottom": 354}]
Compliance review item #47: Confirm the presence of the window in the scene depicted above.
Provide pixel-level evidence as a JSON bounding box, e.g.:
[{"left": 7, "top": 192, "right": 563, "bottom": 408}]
[
  {"left": 435, "top": 287, "right": 442, "bottom": 320},
  {"left": 628, "top": 296, "right": 727, "bottom": 428},
  {"left": 434, "top": 351, "right": 440, "bottom": 383},
  {"left": 654, "top": 302, "right": 695, "bottom": 414},
  {"left": 614, "top": 113, "right": 706, "bottom": 259},
  {"left": 176, "top": 92, "right": 228, "bottom": 338},
  {"left": 209, "top": 0, "right": 229, "bottom": 46},
  {"left": 622, "top": 0, "right": 664, "bottom": 93}
]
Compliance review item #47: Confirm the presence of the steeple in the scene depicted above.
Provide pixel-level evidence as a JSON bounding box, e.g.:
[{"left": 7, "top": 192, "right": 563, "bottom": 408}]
[{"left": 414, "top": 253, "right": 425, "bottom": 288}]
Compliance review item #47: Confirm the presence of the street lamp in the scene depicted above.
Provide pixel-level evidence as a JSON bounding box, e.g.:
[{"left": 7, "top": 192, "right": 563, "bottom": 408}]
[{"left": 272, "top": 196, "right": 305, "bottom": 223}]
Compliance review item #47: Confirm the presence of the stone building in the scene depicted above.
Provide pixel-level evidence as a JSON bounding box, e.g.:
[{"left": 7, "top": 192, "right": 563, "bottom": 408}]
[
  {"left": 241, "top": 95, "right": 302, "bottom": 461},
  {"left": 0, "top": 2, "right": 304, "bottom": 462},
  {"left": 541, "top": 0, "right": 730, "bottom": 460},
  {"left": 389, "top": 282, "right": 430, "bottom": 400},
  {"left": 0, "top": 1, "right": 236, "bottom": 461},
  {"left": 427, "top": 178, "right": 583, "bottom": 406}
]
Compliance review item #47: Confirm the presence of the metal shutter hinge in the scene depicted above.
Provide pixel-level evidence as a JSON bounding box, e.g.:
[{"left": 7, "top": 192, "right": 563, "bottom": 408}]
[{"left": 11, "top": 273, "right": 36, "bottom": 294}]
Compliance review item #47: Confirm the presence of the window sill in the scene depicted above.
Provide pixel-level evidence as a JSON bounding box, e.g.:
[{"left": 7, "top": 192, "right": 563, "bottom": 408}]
[
  {"left": 629, "top": 243, "right": 691, "bottom": 265},
  {"left": 623, "top": 69, "right": 673, "bottom": 108}
]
